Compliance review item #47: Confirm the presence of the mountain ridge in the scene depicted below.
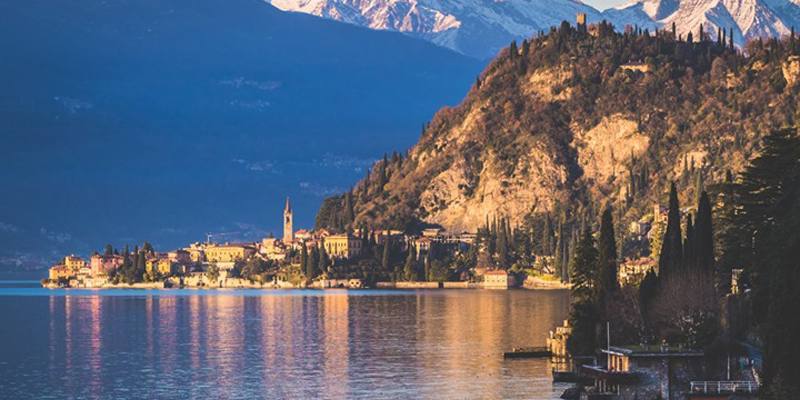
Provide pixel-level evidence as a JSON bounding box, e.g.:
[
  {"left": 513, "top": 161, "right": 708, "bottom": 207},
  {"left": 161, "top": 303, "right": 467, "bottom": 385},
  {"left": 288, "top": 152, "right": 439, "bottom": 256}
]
[{"left": 269, "top": 0, "right": 800, "bottom": 58}]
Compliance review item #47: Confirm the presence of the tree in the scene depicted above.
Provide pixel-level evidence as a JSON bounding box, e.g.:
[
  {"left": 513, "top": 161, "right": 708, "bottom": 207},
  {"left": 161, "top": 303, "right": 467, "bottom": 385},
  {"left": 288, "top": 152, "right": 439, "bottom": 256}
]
[
  {"left": 567, "top": 227, "right": 600, "bottom": 355},
  {"left": 302, "top": 243, "right": 312, "bottom": 279},
  {"left": 597, "top": 207, "right": 619, "bottom": 305},
  {"left": 659, "top": 183, "right": 683, "bottom": 280},
  {"left": 317, "top": 245, "right": 329, "bottom": 277},
  {"left": 403, "top": 247, "right": 417, "bottom": 281},
  {"left": 207, "top": 264, "right": 220, "bottom": 283},
  {"left": 694, "top": 191, "right": 714, "bottom": 272},
  {"left": 571, "top": 227, "right": 599, "bottom": 303},
  {"left": 424, "top": 254, "right": 431, "bottom": 281},
  {"left": 381, "top": 237, "right": 391, "bottom": 276}
]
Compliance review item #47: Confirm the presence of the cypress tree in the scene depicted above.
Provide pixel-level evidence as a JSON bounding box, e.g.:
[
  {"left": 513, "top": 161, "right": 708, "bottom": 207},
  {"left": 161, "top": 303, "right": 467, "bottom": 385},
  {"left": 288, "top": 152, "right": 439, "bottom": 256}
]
[
  {"left": 302, "top": 243, "right": 311, "bottom": 278},
  {"left": 403, "top": 247, "right": 416, "bottom": 281},
  {"left": 567, "top": 227, "right": 600, "bottom": 355},
  {"left": 382, "top": 237, "right": 391, "bottom": 273},
  {"left": 684, "top": 214, "right": 695, "bottom": 269},
  {"left": 424, "top": 254, "right": 431, "bottom": 281},
  {"left": 309, "top": 245, "right": 319, "bottom": 278},
  {"left": 659, "top": 182, "right": 684, "bottom": 280},
  {"left": 597, "top": 207, "right": 619, "bottom": 304},
  {"left": 694, "top": 191, "right": 714, "bottom": 272},
  {"left": 317, "top": 244, "right": 328, "bottom": 276}
]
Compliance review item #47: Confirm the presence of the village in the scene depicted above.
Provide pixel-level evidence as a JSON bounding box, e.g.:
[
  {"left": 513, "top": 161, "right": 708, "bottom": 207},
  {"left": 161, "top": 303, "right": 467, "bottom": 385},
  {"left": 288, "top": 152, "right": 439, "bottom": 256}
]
[{"left": 42, "top": 197, "right": 669, "bottom": 292}]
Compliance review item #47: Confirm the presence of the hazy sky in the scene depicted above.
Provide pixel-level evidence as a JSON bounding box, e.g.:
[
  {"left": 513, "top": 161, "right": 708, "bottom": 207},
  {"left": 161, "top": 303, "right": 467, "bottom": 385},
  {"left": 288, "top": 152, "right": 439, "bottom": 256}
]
[{"left": 584, "top": 0, "right": 630, "bottom": 10}]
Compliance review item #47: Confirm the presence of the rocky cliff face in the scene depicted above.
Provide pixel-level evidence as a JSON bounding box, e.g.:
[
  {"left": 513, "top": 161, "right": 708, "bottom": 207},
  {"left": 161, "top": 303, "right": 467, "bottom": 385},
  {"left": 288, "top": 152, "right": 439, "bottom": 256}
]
[{"left": 317, "top": 24, "right": 800, "bottom": 234}]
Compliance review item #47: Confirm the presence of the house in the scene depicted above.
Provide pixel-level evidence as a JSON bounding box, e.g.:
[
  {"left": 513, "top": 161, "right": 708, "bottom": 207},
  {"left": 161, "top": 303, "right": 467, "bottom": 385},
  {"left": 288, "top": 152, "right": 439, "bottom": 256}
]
[
  {"left": 167, "top": 249, "right": 191, "bottom": 264},
  {"left": 63, "top": 255, "right": 86, "bottom": 273},
  {"left": 323, "top": 234, "right": 362, "bottom": 259},
  {"left": 204, "top": 243, "right": 256, "bottom": 263},
  {"left": 581, "top": 345, "right": 705, "bottom": 400},
  {"left": 48, "top": 264, "right": 71, "bottom": 281},
  {"left": 483, "top": 269, "right": 515, "bottom": 289},
  {"left": 185, "top": 243, "right": 206, "bottom": 263},
  {"left": 146, "top": 256, "right": 180, "bottom": 276},
  {"left": 90, "top": 254, "right": 123, "bottom": 276},
  {"left": 618, "top": 257, "right": 656, "bottom": 286}
]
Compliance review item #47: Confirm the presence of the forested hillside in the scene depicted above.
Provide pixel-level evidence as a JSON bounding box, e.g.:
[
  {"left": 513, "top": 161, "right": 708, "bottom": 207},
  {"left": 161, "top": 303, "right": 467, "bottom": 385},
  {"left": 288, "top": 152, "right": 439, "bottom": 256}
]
[{"left": 318, "top": 22, "right": 800, "bottom": 262}]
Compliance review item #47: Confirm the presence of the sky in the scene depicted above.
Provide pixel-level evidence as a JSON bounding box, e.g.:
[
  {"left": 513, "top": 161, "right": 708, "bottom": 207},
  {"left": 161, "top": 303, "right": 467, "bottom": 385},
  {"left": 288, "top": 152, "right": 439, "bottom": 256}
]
[{"left": 584, "top": 0, "right": 630, "bottom": 10}]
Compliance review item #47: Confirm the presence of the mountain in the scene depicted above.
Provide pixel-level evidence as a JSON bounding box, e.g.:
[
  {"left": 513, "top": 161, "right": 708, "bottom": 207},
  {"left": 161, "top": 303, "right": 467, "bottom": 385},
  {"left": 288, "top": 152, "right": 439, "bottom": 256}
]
[
  {"left": 316, "top": 23, "right": 800, "bottom": 238},
  {"left": 0, "top": 0, "right": 482, "bottom": 277},
  {"left": 267, "top": 0, "right": 800, "bottom": 58},
  {"left": 613, "top": 0, "right": 800, "bottom": 44},
  {"left": 268, "top": 0, "right": 609, "bottom": 58}
]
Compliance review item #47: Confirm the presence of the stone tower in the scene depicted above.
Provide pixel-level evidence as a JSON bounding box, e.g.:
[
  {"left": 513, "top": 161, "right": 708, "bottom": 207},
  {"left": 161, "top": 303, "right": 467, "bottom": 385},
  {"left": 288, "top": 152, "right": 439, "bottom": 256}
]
[{"left": 283, "top": 197, "right": 293, "bottom": 244}]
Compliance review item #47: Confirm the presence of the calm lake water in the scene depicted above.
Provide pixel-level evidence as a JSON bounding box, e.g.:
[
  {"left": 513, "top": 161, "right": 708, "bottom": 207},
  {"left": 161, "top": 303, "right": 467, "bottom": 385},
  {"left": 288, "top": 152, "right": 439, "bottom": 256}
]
[{"left": 0, "top": 281, "right": 570, "bottom": 399}]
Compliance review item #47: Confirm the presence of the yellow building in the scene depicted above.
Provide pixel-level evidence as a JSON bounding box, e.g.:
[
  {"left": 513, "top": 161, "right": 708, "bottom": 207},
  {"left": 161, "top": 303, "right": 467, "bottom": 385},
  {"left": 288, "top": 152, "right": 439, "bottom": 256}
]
[
  {"left": 204, "top": 243, "right": 256, "bottom": 263},
  {"left": 48, "top": 265, "right": 72, "bottom": 281},
  {"left": 64, "top": 255, "right": 86, "bottom": 273},
  {"left": 146, "top": 257, "right": 179, "bottom": 276},
  {"left": 483, "top": 269, "right": 515, "bottom": 289},
  {"left": 323, "top": 234, "right": 362, "bottom": 259}
]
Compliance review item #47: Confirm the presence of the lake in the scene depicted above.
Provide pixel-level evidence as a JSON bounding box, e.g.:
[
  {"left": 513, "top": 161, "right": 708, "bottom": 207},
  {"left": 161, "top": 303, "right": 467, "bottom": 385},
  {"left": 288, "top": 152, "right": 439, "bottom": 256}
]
[{"left": 0, "top": 282, "right": 570, "bottom": 399}]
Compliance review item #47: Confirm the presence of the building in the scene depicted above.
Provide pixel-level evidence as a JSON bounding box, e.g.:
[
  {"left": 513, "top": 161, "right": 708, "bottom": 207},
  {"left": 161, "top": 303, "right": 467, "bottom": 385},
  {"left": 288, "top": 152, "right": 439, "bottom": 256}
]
[
  {"left": 89, "top": 254, "right": 123, "bottom": 276},
  {"left": 323, "top": 234, "right": 362, "bottom": 259},
  {"left": 483, "top": 269, "right": 515, "bottom": 289},
  {"left": 618, "top": 257, "right": 656, "bottom": 286},
  {"left": 185, "top": 243, "right": 206, "bottom": 263},
  {"left": 48, "top": 264, "right": 71, "bottom": 281},
  {"left": 63, "top": 255, "right": 86, "bottom": 273},
  {"left": 146, "top": 256, "right": 179, "bottom": 276},
  {"left": 582, "top": 345, "right": 705, "bottom": 400},
  {"left": 295, "top": 229, "right": 312, "bottom": 241},
  {"left": 259, "top": 237, "right": 288, "bottom": 261},
  {"left": 167, "top": 249, "right": 191, "bottom": 264},
  {"left": 204, "top": 243, "right": 256, "bottom": 263},
  {"left": 576, "top": 12, "right": 587, "bottom": 27},
  {"left": 547, "top": 320, "right": 573, "bottom": 357},
  {"left": 283, "top": 197, "right": 293, "bottom": 244}
]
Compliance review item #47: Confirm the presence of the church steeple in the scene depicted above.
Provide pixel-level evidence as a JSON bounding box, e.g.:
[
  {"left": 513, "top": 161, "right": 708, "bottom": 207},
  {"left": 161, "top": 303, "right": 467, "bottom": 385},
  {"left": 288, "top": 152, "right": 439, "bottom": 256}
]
[{"left": 283, "top": 197, "right": 293, "bottom": 244}]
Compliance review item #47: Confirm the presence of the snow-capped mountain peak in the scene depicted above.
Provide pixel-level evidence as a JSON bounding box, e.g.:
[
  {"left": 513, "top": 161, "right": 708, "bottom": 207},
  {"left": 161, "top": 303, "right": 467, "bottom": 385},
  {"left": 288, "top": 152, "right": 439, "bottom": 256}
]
[{"left": 267, "top": 0, "right": 800, "bottom": 58}]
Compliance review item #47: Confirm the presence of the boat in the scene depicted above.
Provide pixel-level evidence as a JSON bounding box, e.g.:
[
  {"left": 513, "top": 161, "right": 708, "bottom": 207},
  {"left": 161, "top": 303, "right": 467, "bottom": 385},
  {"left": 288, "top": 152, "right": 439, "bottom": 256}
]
[{"left": 503, "top": 346, "right": 552, "bottom": 359}]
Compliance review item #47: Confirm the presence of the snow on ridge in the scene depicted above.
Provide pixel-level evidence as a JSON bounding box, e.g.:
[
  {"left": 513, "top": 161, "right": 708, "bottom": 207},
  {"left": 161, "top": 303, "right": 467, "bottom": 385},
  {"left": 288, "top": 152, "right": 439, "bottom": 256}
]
[{"left": 264, "top": 0, "right": 800, "bottom": 57}]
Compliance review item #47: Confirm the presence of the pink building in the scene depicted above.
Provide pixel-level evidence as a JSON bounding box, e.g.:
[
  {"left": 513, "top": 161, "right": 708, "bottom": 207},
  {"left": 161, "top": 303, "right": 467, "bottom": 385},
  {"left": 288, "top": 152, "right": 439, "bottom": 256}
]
[{"left": 90, "top": 254, "right": 123, "bottom": 276}]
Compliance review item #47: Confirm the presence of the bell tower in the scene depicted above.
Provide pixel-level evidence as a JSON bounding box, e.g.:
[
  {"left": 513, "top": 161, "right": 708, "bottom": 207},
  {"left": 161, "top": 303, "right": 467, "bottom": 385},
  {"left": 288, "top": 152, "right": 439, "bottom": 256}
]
[{"left": 283, "top": 197, "right": 293, "bottom": 244}]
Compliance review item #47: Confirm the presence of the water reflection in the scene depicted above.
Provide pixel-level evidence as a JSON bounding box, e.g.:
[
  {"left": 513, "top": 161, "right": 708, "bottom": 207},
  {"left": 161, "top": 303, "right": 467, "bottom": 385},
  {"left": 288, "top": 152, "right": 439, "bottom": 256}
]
[{"left": 20, "top": 290, "right": 572, "bottom": 399}]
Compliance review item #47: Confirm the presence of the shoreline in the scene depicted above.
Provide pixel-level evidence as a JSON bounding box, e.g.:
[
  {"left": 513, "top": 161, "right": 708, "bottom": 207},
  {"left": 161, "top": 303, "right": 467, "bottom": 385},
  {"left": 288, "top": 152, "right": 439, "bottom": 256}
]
[{"left": 39, "top": 281, "right": 571, "bottom": 291}]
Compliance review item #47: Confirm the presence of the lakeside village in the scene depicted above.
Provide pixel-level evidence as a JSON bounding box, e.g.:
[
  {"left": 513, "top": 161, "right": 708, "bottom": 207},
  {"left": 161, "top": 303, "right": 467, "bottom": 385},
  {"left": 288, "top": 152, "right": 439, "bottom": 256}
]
[{"left": 43, "top": 197, "right": 587, "bottom": 290}]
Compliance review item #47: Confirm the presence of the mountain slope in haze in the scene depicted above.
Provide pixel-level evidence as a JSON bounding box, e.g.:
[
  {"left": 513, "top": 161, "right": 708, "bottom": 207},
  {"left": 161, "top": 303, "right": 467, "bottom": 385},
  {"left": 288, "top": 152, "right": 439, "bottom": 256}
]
[
  {"left": 269, "top": 0, "right": 800, "bottom": 58},
  {"left": 316, "top": 23, "right": 800, "bottom": 237},
  {"left": 0, "top": 0, "right": 483, "bottom": 277}
]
